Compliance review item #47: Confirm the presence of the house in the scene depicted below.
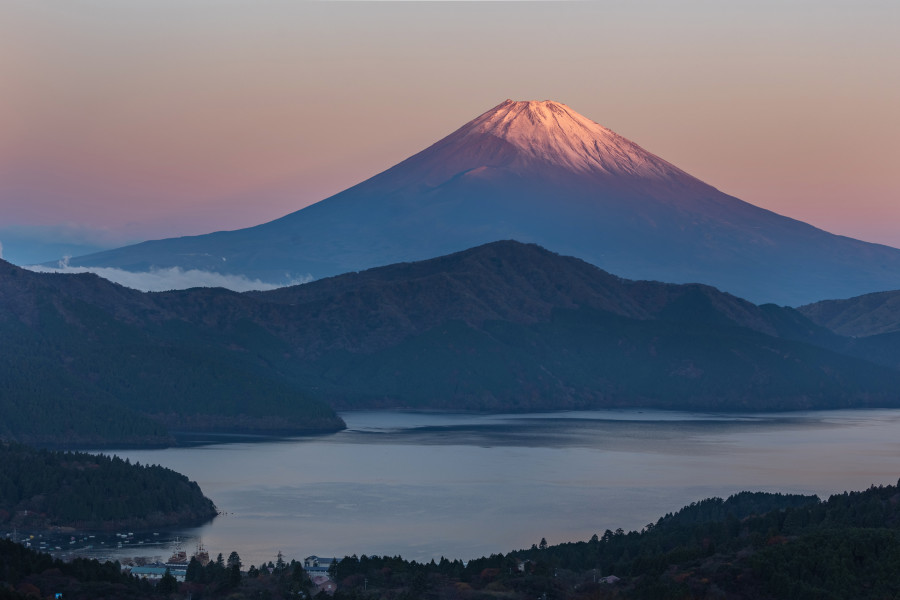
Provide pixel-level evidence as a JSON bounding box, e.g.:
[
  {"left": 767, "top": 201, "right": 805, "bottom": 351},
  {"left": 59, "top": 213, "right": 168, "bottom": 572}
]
[
  {"left": 309, "top": 569, "right": 339, "bottom": 595},
  {"left": 129, "top": 564, "right": 186, "bottom": 582},
  {"left": 304, "top": 555, "right": 338, "bottom": 574}
]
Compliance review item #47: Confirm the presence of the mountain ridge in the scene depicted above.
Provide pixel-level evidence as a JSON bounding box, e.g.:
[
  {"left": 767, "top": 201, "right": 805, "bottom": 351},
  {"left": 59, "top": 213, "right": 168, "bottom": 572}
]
[
  {"left": 799, "top": 289, "right": 900, "bottom": 337},
  {"left": 7, "top": 241, "right": 900, "bottom": 446},
  {"left": 0, "top": 259, "right": 345, "bottom": 447},
  {"left": 247, "top": 240, "right": 811, "bottom": 350},
  {"left": 62, "top": 99, "right": 900, "bottom": 305}
]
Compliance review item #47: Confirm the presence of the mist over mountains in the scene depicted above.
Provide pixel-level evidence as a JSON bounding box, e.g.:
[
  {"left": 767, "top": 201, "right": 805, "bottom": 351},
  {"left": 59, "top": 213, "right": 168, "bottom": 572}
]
[
  {"left": 6, "top": 241, "right": 900, "bottom": 446},
  {"left": 61, "top": 99, "right": 900, "bottom": 306}
]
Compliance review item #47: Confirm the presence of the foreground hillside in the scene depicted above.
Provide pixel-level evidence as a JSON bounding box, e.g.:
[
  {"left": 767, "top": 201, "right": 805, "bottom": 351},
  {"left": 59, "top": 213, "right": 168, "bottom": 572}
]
[
  {"left": 5, "top": 481, "right": 900, "bottom": 599},
  {"left": 318, "top": 481, "right": 900, "bottom": 600},
  {"left": 0, "top": 542, "right": 165, "bottom": 600},
  {"left": 0, "top": 442, "right": 217, "bottom": 531},
  {"left": 5, "top": 242, "right": 900, "bottom": 445}
]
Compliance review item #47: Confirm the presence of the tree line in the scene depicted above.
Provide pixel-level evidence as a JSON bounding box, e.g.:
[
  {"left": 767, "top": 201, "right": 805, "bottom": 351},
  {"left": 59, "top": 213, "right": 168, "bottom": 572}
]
[
  {"left": 6, "top": 481, "right": 900, "bottom": 598},
  {"left": 0, "top": 442, "right": 216, "bottom": 530}
]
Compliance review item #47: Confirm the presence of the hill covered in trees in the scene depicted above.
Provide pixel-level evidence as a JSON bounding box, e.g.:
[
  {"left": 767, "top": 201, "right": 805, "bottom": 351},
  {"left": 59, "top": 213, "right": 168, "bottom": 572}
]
[
  {"left": 0, "top": 539, "right": 165, "bottom": 600},
  {"left": 799, "top": 289, "right": 900, "bottom": 337},
  {"left": 798, "top": 289, "right": 900, "bottom": 371},
  {"left": 0, "top": 259, "right": 345, "bottom": 447},
  {"left": 0, "top": 540, "right": 311, "bottom": 600},
  {"left": 0, "top": 442, "right": 216, "bottom": 531},
  {"left": 325, "top": 482, "right": 900, "bottom": 600},
  {"left": 6, "top": 241, "right": 900, "bottom": 446},
  {"left": 5, "top": 481, "right": 900, "bottom": 599}
]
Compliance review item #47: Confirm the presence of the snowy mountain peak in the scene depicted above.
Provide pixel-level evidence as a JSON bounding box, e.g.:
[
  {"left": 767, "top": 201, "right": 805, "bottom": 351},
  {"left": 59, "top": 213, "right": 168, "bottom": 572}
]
[
  {"left": 458, "top": 99, "right": 690, "bottom": 181},
  {"left": 61, "top": 98, "right": 900, "bottom": 306}
]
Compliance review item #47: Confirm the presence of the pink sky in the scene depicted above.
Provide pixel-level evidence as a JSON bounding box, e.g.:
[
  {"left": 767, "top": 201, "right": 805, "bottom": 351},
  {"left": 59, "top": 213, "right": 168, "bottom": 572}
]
[{"left": 1, "top": 1, "right": 898, "bottom": 253}]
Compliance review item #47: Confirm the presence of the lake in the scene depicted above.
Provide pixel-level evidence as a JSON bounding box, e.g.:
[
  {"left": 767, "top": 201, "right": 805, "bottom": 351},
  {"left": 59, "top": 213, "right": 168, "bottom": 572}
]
[{"left": 82, "top": 409, "right": 900, "bottom": 568}]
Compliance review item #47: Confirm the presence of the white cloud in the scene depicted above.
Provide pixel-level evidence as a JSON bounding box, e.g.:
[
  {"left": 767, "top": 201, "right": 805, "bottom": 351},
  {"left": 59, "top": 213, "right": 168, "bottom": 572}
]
[
  {"left": 0, "top": 240, "right": 4, "bottom": 260},
  {"left": 23, "top": 264, "right": 312, "bottom": 293}
]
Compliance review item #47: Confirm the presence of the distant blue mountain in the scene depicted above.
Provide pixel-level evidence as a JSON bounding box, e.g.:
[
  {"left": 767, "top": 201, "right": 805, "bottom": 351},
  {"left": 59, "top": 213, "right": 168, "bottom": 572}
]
[
  {"left": 10, "top": 241, "right": 900, "bottom": 421},
  {"left": 0, "top": 225, "right": 111, "bottom": 266},
  {"left": 65, "top": 99, "right": 900, "bottom": 305}
]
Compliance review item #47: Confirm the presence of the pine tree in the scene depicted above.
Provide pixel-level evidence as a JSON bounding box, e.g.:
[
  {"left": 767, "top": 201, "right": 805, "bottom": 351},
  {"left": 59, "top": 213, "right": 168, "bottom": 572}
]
[
  {"left": 157, "top": 568, "right": 178, "bottom": 594},
  {"left": 228, "top": 563, "right": 241, "bottom": 587}
]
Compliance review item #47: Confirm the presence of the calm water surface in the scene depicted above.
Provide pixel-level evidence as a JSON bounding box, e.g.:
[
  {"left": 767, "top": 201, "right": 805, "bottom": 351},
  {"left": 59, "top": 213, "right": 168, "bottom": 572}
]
[{"left": 88, "top": 409, "right": 900, "bottom": 567}]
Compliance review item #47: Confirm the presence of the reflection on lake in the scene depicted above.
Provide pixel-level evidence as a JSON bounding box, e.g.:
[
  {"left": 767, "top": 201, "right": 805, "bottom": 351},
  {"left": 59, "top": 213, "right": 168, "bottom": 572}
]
[{"left": 90, "top": 409, "right": 900, "bottom": 567}]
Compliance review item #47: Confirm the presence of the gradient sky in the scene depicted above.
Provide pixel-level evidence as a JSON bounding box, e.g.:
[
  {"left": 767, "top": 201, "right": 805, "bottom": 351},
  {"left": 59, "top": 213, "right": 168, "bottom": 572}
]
[{"left": 1, "top": 0, "right": 898, "bottom": 263}]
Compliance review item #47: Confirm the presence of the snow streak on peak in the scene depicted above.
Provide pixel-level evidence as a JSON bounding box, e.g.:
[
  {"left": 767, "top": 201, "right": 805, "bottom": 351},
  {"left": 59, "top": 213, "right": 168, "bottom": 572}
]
[{"left": 463, "top": 99, "right": 688, "bottom": 181}]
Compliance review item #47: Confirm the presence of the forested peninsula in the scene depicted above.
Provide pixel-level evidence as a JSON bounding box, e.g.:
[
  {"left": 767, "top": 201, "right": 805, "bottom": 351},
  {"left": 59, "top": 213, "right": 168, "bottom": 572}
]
[
  {"left": 0, "top": 442, "right": 216, "bottom": 531},
  {"left": 6, "top": 481, "right": 900, "bottom": 599}
]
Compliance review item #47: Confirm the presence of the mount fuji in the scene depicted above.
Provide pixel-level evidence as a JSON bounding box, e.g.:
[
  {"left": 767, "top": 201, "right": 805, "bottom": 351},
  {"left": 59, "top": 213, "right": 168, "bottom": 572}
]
[{"left": 65, "top": 99, "right": 900, "bottom": 305}]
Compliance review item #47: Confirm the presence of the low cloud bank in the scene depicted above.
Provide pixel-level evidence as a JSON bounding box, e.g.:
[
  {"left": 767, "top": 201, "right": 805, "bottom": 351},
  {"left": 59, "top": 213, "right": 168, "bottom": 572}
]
[{"left": 24, "top": 264, "right": 312, "bottom": 292}]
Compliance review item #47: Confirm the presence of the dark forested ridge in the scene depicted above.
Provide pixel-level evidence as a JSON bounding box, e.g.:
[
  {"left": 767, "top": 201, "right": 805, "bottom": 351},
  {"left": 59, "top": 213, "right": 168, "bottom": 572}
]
[
  {"left": 0, "top": 260, "right": 344, "bottom": 447},
  {"left": 0, "top": 540, "right": 311, "bottom": 600},
  {"left": 0, "top": 539, "right": 164, "bottom": 600},
  {"left": 798, "top": 289, "right": 900, "bottom": 337},
  {"left": 798, "top": 290, "right": 900, "bottom": 371},
  {"left": 172, "top": 241, "right": 900, "bottom": 412},
  {"left": 5, "top": 481, "right": 900, "bottom": 599},
  {"left": 4, "top": 241, "right": 900, "bottom": 446},
  {"left": 0, "top": 442, "right": 216, "bottom": 531},
  {"left": 320, "top": 482, "right": 900, "bottom": 600}
]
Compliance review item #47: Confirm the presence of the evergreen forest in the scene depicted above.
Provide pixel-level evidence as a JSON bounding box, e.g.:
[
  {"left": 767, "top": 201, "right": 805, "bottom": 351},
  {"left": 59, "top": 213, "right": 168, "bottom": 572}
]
[
  {"left": 0, "top": 442, "right": 217, "bottom": 530},
  {"left": 6, "top": 481, "right": 900, "bottom": 599}
]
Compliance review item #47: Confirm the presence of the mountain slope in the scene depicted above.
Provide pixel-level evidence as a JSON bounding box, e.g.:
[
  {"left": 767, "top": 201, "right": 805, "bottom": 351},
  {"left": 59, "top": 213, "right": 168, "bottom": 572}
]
[
  {"left": 0, "top": 261, "right": 345, "bottom": 447},
  {"left": 798, "top": 290, "right": 900, "bottom": 337},
  {"left": 246, "top": 239, "right": 838, "bottom": 354},
  {"left": 65, "top": 99, "right": 900, "bottom": 305},
  {"left": 797, "top": 290, "right": 900, "bottom": 371},
  {"left": 10, "top": 242, "right": 900, "bottom": 440},
  {"left": 239, "top": 242, "right": 895, "bottom": 411}
]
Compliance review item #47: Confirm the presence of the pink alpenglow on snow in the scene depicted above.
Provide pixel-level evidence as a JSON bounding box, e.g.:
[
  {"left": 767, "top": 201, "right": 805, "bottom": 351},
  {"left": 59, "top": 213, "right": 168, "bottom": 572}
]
[
  {"left": 56, "top": 99, "right": 900, "bottom": 306},
  {"left": 464, "top": 100, "right": 683, "bottom": 180}
]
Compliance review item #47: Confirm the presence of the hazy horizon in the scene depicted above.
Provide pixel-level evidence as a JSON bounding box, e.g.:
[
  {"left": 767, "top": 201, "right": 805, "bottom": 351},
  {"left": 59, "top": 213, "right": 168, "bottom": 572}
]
[{"left": 1, "top": 0, "right": 899, "bottom": 266}]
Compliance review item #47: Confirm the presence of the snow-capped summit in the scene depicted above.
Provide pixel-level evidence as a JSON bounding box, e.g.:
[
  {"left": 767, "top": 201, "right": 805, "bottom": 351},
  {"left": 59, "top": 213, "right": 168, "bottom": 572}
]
[
  {"left": 364, "top": 99, "right": 713, "bottom": 201},
  {"left": 62, "top": 98, "right": 900, "bottom": 305},
  {"left": 460, "top": 99, "right": 685, "bottom": 180}
]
